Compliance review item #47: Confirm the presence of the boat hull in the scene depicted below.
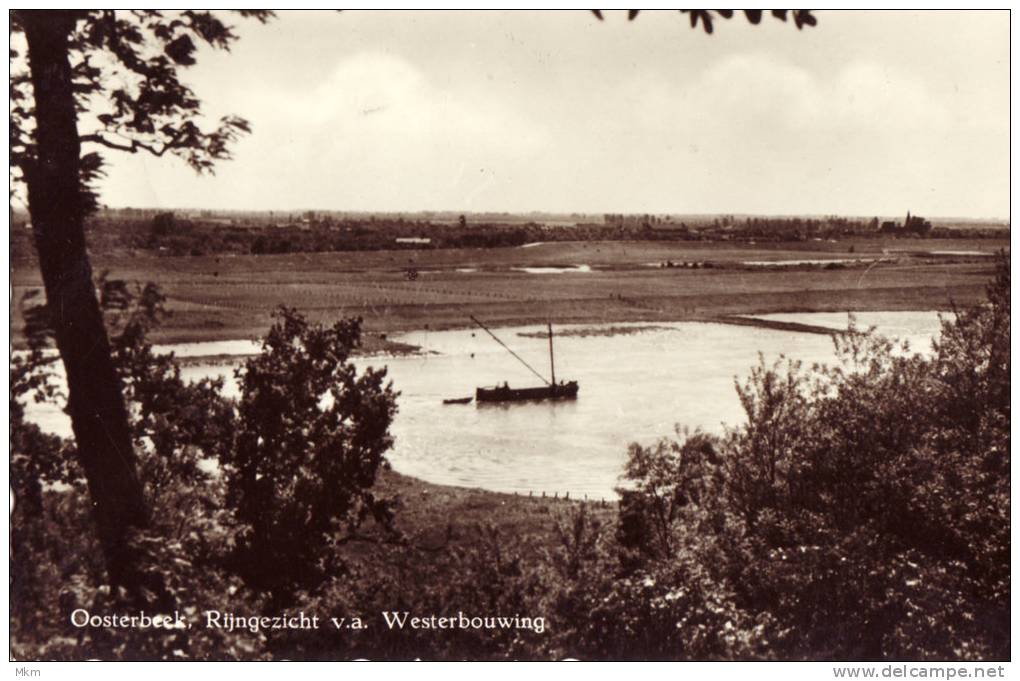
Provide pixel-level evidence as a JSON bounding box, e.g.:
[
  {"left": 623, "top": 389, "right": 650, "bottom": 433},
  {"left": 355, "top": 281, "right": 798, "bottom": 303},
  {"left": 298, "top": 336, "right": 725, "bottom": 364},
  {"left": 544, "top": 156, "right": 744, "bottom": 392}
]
[{"left": 475, "top": 381, "right": 579, "bottom": 403}]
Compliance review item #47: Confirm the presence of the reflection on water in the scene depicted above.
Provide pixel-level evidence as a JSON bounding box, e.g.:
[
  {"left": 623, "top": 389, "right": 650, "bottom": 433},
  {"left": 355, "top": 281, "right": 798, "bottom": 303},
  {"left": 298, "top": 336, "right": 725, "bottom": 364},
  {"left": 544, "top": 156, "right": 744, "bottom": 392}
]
[{"left": 22, "top": 313, "right": 942, "bottom": 500}]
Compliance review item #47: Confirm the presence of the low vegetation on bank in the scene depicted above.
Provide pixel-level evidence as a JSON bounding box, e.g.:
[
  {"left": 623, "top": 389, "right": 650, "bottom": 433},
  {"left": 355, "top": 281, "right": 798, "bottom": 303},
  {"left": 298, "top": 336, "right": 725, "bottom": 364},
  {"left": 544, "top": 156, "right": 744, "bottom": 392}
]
[{"left": 10, "top": 258, "right": 1009, "bottom": 660}]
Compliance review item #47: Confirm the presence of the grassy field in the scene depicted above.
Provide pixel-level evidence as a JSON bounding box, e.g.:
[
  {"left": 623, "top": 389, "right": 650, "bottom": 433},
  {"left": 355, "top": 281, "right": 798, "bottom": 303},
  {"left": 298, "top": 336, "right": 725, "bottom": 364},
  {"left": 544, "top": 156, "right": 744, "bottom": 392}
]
[
  {"left": 10, "top": 237, "right": 1007, "bottom": 347},
  {"left": 347, "top": 467, "right": 613, "bottom": 563}
]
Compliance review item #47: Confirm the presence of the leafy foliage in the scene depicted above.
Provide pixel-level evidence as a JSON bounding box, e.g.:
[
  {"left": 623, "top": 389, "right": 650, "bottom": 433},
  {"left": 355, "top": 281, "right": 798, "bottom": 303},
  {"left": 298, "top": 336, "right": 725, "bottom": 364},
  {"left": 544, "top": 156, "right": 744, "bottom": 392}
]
[
  {"left": 608, "top": 255, "right": 1010, "bottom": 660},
  {"left": 11, "top": 288, "right": 398, "bottom": 658},
  {"left": 10, "top": 10, "right": 276, "bottom": 599},
  {"left": 222, "top": 308, "right": 399, "bottom": 604},
  {"left": 591, "top": 9, "right": 817, "bottom": 34},
  {"left": 10, "top": 10, "right": 272, "bottom": 210}
]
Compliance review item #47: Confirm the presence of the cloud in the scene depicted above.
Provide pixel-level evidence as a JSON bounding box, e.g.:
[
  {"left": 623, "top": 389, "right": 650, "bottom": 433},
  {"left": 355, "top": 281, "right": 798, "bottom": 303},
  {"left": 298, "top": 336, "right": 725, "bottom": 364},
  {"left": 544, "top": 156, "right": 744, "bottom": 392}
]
[
  {"left": 688, "top": 54, "right": 952, "bottom": 133},
  {"left": 228, "top": 51, "right": 551, "bottom": 209},
  {"left": 262, "top": 52, "right": 547, "bottom": 156},
  {"left": 90, "top": 15, "right": 1006, "bottom": 218}
]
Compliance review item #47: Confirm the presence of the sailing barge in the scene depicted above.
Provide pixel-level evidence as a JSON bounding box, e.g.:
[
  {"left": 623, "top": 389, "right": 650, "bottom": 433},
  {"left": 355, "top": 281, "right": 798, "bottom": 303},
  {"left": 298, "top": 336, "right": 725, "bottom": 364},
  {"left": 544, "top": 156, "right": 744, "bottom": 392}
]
[
  {"left": 476, "top": 381, "right": 579, "bottom": 402},
  {"left": 470, "top": 316, "right": 579, "bottom": 403}
]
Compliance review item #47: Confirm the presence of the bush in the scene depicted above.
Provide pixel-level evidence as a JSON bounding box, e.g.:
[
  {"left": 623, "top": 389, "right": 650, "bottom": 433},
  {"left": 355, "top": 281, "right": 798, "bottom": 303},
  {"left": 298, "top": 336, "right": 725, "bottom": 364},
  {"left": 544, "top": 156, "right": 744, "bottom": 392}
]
[
  {"left": 222, "top": 308, "right": 399, "bottom": 605},
  {"left": 607, "top": 255, "right": 1010, "bottom": 660},
  {"left": 11, "top": 290, "right": 399, "bottom": 659},
  {"left": 11, "top": 284, "right": 265, "bottom": 660}
]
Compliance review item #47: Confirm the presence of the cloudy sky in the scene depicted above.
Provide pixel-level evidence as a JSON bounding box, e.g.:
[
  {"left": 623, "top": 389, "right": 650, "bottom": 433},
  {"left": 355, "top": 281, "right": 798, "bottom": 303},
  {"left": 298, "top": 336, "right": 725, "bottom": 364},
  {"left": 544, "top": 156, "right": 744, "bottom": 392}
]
[{"left": 95, "top": 10, "right": 1008, "bottom": 218}]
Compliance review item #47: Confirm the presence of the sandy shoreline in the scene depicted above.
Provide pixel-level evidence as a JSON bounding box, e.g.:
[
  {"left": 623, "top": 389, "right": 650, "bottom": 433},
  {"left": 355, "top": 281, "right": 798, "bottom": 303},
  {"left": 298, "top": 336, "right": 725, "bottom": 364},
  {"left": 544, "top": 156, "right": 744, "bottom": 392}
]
[{"left": 10, "top": 309, "right": 930, "bottom": 357}]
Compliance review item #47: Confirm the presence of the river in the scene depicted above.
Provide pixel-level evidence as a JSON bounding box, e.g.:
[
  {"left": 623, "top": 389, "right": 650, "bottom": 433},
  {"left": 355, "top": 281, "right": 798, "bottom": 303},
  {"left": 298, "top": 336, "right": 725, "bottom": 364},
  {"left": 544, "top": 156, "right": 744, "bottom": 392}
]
[{"left": 20, "top": 311, "right": 945, "bottom": 500}]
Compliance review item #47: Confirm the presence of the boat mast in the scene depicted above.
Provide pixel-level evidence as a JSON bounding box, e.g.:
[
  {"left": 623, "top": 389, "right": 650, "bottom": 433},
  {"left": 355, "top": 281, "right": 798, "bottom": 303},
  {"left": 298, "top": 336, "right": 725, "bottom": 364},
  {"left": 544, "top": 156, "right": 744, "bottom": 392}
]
[
  {"left": 469, "top": 315, "right": 551, "bottom": 386},
  {"left": 548, "top": 322, "right": 556, "bottom": 385}
]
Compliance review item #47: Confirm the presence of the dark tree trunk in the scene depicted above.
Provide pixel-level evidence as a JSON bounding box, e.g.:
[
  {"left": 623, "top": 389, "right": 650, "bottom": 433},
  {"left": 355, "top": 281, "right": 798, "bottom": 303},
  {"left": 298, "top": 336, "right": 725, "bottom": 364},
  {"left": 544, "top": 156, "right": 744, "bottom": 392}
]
[{"left": 21, "top": 11, "right": 150, "bottom": 590}]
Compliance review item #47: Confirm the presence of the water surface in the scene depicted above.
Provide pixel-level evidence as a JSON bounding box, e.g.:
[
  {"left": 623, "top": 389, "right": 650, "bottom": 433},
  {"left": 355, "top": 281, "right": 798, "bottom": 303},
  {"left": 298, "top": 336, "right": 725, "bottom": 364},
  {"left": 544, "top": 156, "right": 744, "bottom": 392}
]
[{"left": 21, "top": 313, "right": 942, "bottom": 500}]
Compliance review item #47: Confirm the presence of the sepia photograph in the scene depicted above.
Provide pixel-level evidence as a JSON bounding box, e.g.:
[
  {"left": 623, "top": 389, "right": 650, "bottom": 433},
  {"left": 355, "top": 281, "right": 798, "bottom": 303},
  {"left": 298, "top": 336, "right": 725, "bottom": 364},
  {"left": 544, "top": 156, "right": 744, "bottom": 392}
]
[{"left": 8, "top": 8, "right": 1011, "bottom": 666}]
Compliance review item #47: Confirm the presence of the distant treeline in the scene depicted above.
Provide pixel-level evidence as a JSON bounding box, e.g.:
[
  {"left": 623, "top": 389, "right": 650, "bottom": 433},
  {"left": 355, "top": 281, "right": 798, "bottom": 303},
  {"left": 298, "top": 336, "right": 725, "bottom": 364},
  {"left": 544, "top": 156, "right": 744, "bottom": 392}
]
[{"left": 8, "top": 211, "right": 1009, "bottom": 259}]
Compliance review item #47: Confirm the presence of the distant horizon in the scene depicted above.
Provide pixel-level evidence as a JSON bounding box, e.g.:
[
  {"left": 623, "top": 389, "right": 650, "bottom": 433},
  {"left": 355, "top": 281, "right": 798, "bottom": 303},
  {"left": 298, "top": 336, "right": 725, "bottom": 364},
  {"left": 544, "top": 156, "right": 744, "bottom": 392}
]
[{"left": 18, "top": 206, "right": 1006, "bottom": 223}]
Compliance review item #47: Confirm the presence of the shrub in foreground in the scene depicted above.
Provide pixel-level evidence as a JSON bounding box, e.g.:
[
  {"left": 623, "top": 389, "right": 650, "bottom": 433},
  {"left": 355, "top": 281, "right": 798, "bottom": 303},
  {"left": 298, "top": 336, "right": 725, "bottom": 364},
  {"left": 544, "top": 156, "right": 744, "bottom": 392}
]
[{"left": 603, "top": 257, "right": 1009, "bottom": 660}]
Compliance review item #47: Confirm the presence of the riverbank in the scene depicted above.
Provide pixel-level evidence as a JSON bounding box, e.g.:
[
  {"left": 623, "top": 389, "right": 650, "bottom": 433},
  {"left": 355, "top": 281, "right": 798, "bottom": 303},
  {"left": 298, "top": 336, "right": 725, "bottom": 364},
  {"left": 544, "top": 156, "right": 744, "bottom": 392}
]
[
  {"left": 169, "top": 334, "right": 427, "bottom": 365},
  {"left": 10, "top": 239, "right": 1005, "bottom": 348},
  {"left": 351, "top": 468, "right": 615, "bottom": 564}
]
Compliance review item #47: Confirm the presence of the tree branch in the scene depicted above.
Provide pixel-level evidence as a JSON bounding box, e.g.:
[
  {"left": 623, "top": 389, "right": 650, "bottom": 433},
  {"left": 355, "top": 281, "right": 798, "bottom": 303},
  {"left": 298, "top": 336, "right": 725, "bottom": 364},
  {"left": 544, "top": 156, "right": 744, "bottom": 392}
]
[{"left": 81, "top": 132, "right": 161, "bottom": 155}]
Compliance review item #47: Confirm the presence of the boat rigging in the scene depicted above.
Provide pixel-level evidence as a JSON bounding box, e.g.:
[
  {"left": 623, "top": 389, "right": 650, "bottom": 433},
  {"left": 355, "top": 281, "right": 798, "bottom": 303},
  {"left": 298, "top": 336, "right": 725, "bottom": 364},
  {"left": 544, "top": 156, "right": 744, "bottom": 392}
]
[{"left": 469, "top": 316, "right": 579, "bottom": 403}]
